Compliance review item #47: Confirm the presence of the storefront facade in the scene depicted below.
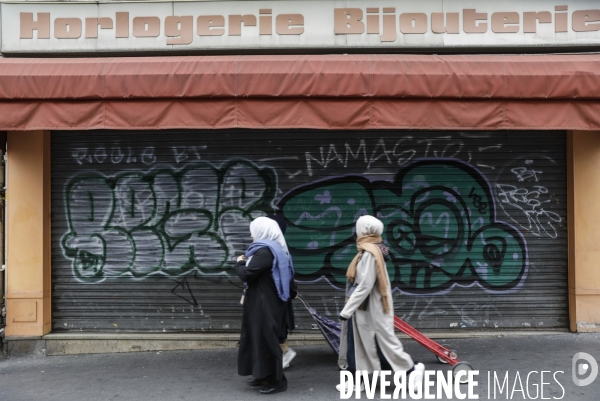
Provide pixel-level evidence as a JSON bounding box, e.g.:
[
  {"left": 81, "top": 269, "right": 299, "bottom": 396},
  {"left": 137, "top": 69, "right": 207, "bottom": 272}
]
[{"left": 2, "top": 1, "right": 600, "bottom": 348}]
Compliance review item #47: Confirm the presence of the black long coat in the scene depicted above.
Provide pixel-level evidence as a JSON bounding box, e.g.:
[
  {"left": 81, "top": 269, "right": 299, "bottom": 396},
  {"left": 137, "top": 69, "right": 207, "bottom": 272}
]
[
  {"left": 279, "top": 280, "right": 297, "bottom": 341},
  {"left": 235, "top": 247, "right": 287, "bottom": 380}
]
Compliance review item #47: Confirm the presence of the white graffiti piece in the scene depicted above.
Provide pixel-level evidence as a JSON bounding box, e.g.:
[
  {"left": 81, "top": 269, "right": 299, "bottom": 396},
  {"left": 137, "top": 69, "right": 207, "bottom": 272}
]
[{"left": 61, "top": 160, "right": 277, "bottom": 282}]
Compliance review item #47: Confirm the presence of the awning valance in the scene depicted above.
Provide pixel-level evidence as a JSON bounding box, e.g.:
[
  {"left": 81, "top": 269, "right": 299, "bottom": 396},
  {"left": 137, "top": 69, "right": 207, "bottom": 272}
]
[{"left": 1, "top": 54, "right": 599, "bottom": 130}]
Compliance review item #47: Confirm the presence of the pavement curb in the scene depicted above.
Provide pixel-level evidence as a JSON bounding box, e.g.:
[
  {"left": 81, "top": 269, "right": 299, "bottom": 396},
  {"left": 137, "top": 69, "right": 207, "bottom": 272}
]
[
  {"left": 3, "top": 329, "right": 571, "bottom": 356},
  {"left": 39, "top": 329, "right": 569, "bottom": 341}
]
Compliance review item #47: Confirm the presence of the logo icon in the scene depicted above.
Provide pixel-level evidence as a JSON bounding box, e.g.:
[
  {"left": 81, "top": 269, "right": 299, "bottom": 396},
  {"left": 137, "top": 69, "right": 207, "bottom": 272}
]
[{"left": 572, "top": 352, "right": 598, "bottom": 387}]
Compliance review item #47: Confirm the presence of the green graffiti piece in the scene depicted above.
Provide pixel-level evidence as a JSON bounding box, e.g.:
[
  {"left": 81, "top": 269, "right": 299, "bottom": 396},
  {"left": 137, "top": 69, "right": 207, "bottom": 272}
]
[
  {"left": 371, "top": 189, "right": 409, "bottom": 214},
  {"left": 291, "top": 254, "right": 331, "bottom": 276},
  {"left": 281, "top": 179, "right": 373, "bottom": 254},
  {"left": 467, "top": 225, "right": 526, "bottom": 288},
  {"left": 284, "top": 224, "right": 357, "bottom": 254},
  {"left": 399, "top": 164, "right": 492, "bottom": 224},
  {"left": 61, "top": 160, "right": 277, "bottom": 282},
  {"left": 413, "top": 195, "right": 464, "bottom": 259},
  {"left": 279, "top": 159, "right": 528, "bottom": 295},
  {"left": 329, "top": 243, "right": 355, "bottom": 270},
  {"left": 282, "top": 182, "right": 372, "bottom": 230}
]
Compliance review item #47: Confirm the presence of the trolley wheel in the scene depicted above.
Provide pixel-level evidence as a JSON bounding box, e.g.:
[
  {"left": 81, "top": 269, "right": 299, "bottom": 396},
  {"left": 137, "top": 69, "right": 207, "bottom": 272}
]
[
  {"left": 339, "top": 363, "right": 348, "bottom": 371},
  {"left": 437, "top": 344, "right": 459, "bottom": 364},
  {"left": 452, "top": 361, "right": 474, "bottom": 384}
]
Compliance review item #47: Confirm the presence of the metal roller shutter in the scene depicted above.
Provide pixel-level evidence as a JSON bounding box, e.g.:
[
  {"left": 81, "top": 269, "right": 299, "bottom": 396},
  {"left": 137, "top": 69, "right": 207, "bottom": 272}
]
[{"left": 51, "top": 130, "right": 567, "bottom": 332}]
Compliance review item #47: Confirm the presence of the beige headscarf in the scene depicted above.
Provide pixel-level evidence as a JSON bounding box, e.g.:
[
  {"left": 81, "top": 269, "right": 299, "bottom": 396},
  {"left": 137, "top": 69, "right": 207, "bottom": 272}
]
[{"left": 346, "top": 215, "right": 391, "bottom": 314}]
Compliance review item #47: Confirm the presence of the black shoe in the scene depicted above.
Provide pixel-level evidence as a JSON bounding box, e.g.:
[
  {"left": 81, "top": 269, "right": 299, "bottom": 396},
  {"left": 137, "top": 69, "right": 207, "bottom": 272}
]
[
  {"left": 247, "top": 377, "right": 267, "bottom": 386},
  {"left": 259, "top": 383, "right": 287, "bottom": 394}
]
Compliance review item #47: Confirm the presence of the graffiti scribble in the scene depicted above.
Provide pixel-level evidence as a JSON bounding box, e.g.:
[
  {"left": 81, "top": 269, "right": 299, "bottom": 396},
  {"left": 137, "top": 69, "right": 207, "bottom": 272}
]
[
  {"left": 495, "top": 184, "right": 561, "bottom": 239},
  {"left": 171, "top": 277, "right": 199, "bottom": 306},
  {"left": 511, "top": 167, "right": 542, "bottom": 183}
]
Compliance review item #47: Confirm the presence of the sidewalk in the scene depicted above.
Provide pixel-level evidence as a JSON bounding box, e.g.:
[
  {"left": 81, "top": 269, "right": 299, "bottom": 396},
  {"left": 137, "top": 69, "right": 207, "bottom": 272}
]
[{"left": 1, "top": 332, "right": 598, "bottom": 401}]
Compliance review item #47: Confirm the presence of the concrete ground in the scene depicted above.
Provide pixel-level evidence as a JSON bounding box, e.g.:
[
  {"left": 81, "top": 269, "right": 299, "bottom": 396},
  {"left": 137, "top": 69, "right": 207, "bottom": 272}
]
[{"left": 0, "top": 333, "right": 599, "bottom": 401}]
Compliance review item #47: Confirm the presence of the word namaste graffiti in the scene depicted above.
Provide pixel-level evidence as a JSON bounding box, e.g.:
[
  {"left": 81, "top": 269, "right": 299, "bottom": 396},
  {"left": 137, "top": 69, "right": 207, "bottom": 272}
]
[
  {"left": 61, "top": 160, "right": 277, "bottom": 281},
  {"left": 304, "top": 137, "right": 466, "bottom": 176},
  {"left": 279, "top": 159, "right": 528, "bottom": 294}
]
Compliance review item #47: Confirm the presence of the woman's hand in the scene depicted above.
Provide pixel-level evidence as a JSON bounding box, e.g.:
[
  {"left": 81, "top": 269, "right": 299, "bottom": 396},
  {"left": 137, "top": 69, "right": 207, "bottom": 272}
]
[{"left": 237, "top": 255, "right": 246, "bottom": 263}]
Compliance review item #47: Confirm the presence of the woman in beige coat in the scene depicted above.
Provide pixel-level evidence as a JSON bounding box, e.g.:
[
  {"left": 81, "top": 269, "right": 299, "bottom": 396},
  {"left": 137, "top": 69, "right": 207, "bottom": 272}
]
[{"left": 337, "top": 215, "right": 425, "bottom": 392}]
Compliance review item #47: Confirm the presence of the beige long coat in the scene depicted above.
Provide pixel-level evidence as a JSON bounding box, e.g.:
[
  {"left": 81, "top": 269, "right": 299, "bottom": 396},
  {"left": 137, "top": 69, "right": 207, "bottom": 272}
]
[{"left": 338, "top": 251, "right": 414, "bottom": 373}]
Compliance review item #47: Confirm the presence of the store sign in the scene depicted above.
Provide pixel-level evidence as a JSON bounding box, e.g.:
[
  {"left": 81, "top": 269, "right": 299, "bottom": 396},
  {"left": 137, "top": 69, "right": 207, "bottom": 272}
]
[{"left": 1, "top": 0, "right": 600, "bottom": 53}]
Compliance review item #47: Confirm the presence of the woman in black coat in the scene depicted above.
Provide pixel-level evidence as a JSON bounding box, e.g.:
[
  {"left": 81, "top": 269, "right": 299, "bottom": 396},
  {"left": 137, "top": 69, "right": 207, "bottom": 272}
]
[
  {"left": 235, "top": 217, "right": 294, "bottom": 395},
  {"left": 268, "top": 214, "right": 298, "bottom": 369}
]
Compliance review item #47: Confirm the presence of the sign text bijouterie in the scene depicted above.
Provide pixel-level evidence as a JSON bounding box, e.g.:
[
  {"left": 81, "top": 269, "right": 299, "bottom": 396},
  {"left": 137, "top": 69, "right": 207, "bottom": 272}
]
[{"left": 2, "top": 1, "right": 600, "bottom": 53}]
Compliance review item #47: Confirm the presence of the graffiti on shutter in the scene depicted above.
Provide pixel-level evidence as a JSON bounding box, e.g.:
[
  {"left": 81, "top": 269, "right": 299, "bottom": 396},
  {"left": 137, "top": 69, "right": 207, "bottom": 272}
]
[{"left": 52, "top": 131, "right": 566, "bottom": 330}]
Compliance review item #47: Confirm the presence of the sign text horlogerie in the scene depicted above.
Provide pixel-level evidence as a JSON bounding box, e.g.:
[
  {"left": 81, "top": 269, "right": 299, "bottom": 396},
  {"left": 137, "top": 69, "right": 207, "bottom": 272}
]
[{"left": 2, "top": 1, "right": 600, "bottom": 53}]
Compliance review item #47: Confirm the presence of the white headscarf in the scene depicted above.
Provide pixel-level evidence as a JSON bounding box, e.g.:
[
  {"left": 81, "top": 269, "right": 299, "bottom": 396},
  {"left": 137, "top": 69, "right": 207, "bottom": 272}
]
[
  {"left": 250, "top": 216, "right": 289, "bottom": 254},
  {"left": 355, "top": 215, "right": 384, "bottom": 237}
]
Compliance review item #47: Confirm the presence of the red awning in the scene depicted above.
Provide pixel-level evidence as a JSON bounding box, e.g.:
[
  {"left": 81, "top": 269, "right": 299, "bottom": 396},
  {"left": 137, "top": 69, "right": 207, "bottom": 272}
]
[{"left": 0, "top": 54, "right": 599, "bottom": 130}]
